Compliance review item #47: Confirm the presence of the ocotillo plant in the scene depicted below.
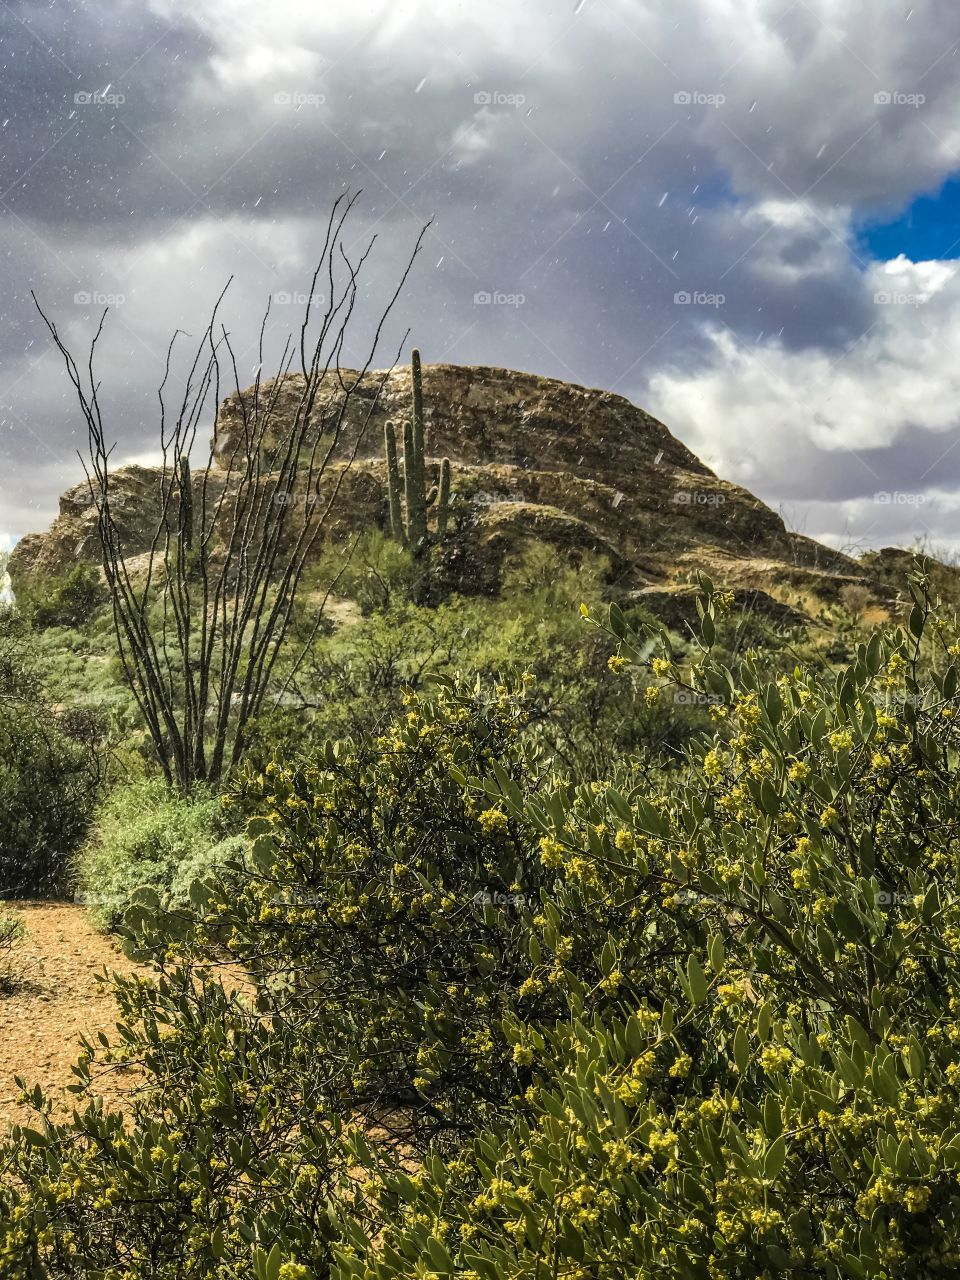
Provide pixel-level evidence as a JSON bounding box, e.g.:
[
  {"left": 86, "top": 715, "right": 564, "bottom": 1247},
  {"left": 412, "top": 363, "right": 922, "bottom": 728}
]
[{"left": 384, "top": 349, "right": 452, "bottom": 558}]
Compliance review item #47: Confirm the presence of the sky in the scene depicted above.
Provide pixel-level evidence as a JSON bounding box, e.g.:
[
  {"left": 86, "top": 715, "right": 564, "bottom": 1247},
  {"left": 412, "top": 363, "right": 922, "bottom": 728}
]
[{"left": 1, "top": 0, "right": 960, "bottom": 554}]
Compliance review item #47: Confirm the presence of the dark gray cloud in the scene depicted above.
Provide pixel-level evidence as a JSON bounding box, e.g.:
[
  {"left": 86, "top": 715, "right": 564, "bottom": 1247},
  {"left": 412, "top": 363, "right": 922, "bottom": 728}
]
[{"left": 2, "top": 0, "right": 960, "bottom": 548}]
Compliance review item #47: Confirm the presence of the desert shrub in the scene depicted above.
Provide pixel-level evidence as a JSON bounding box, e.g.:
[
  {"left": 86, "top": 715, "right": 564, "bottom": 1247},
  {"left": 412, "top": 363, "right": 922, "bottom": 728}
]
[
  {"left": 13, "top": 564, "right": 106, "bottom": 630},
  {"left": 75, "top": 777, "right": 244, "bottom": 927},
  {"left": 310, "top": 529, "right": 424, "bottom": 614},
  {"left": 7, "top": 568, "right": 960, "bottom": 1278},
  {"left": 264, "top": 544, "right": 701, "bottom": 775},
  {"left": 1, "top": 967, "right": 348, "bottom": 1278},
  {"left": 336, "top": 569, "right": 960, "bottom": 1278},
  {"left": 0, "top": 613, "right": 102, "bottom": 894},
  {"left": 209, "top": 686, "right": 583, "bottom": 1146},
  {"left": 0, "top": 737, "right": 97, "bottom": 899}
]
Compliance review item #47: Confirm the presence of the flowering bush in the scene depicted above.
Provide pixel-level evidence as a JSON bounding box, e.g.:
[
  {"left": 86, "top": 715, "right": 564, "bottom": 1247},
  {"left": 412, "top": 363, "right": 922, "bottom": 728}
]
[
  {"left": 6, "top": 566, "right": 960, "bottom": 1278},
  {"left": 337, "top": 568, "right": 960, "bottom": 1279}
]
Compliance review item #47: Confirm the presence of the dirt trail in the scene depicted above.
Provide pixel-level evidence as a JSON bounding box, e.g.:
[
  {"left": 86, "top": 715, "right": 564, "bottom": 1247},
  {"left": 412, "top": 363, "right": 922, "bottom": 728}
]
[{"left": 0, "top": 901, "right": 144, "bottom": 1132}]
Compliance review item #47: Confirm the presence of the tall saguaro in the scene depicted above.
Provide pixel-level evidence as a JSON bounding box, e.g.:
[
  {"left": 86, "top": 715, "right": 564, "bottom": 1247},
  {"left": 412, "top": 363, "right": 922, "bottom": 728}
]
[{"left": 384, "top": 350, "right": 452, "bottom": 561}]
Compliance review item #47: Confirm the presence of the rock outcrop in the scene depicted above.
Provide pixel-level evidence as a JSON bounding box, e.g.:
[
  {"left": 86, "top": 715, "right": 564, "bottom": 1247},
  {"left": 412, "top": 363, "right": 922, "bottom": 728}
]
[{"left": 10, "top": 362, "right": 873, "bottom": 617}]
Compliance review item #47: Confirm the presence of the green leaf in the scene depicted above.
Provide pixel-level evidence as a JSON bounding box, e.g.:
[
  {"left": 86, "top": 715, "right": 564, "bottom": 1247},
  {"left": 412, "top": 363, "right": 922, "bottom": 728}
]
[
  {"left": 763, "top": 1134, "right": 787, "bottom": 1180},
  {"left": 250, "top": 835, "right": 275, "bottom": 873},
  {"left": 757, "top": 1002, "right": 773, "bottom": 1041},
  {"left": 763, "top": 1095, "right": 782, "bottom": 1139},
  {"left": 686, "top": 954, "right": 709, "bottom": 1007},
  {"left": 921, "top": 882, "right": 940, "bottom": 924}
]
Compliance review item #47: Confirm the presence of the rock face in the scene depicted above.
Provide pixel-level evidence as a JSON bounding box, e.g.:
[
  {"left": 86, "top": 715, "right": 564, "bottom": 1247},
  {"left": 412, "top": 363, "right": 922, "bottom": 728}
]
[{"left": 11, "top": 363, "right": 868, "bottom": 612}]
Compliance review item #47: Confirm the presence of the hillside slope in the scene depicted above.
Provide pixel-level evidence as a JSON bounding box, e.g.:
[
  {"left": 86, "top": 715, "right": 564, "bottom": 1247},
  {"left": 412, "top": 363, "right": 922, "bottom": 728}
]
[{"left": 11, "top": 363, "right": 870, "bottom": 610}]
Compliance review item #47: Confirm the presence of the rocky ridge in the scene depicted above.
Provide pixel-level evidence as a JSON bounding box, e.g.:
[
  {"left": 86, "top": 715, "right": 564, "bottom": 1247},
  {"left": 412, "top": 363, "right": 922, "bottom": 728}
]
[{"left": 11, "top": 363, "right": 875, "bottom": 618}]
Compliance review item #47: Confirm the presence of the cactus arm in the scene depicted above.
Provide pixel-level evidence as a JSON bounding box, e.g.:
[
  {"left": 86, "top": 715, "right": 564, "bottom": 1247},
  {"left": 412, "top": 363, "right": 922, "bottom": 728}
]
[
  {"left": 436, "top": 457, "right": 451, "bottom": 539},
  {"left": 384, "top": 420, "right": 406, "bottom": 546}
]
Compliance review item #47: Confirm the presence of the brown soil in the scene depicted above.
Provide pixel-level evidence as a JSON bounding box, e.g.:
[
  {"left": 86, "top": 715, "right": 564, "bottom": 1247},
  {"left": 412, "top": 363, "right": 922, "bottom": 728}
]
[{"left": 0, "top": 901, "right": 144, "bottom": 1133}]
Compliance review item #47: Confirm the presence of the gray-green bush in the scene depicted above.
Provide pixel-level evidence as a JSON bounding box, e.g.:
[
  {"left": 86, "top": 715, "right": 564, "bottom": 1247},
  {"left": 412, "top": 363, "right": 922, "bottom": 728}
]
[{"left": 76, "top": 777, "right": 244, "bottom": 927}]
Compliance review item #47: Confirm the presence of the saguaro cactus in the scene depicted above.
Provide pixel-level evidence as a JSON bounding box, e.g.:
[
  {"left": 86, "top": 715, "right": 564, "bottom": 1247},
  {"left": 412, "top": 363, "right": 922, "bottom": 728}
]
[
  {"left": 384, "top": 421, "right": 405, "bottom": 545},
  {"left": 384, "top": 349, "right": 452, "bottom": 559}
]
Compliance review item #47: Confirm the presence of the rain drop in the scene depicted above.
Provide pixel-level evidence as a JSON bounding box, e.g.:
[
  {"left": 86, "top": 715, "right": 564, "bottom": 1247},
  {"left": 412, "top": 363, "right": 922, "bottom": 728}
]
[{"left": 658, "top": 192, "right": 668, "bottom": 207}]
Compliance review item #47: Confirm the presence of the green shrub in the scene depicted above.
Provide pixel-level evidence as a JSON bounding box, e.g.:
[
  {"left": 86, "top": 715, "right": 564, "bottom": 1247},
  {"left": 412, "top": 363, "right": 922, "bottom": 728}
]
[
  {"left": 336, "top": 571, "right": 960, "bottom": 1279},
  {"left": 14, "top": 564, "right": 106, "bottom": 630},
  {"left": 0, "top": 612, "right": 102, "bottom": 895},
  {"left": 76, "top": 777, "right": 244, "bottom": 927},
  {"left": 263, "top": 543, "right": 701, "bottom": 775},
  {"left": 7, "top": 568, "right": 960, "bottom": 1278}
]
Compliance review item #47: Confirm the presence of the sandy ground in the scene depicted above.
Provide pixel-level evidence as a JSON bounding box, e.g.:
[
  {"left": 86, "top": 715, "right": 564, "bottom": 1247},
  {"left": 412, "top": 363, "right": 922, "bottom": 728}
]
[{"left": 0, "top": 901, "right": 144, "bottom": 1133}]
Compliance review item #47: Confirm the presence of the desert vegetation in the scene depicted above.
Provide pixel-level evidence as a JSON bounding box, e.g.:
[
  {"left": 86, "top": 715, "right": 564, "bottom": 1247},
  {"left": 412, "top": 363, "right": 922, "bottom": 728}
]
[{"left": 4, "top": 253, "right": 960, "bottom": 1278}]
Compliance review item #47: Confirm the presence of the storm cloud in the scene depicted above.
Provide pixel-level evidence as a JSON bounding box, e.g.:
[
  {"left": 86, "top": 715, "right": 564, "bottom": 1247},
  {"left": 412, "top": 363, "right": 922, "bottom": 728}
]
[{"left": 2, "top": 0, "right": 959, "bottom": 550}]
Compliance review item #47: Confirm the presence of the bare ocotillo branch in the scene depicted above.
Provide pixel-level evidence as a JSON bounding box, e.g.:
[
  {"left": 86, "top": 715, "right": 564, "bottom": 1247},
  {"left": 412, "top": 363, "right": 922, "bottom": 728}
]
[{"left": 33, "top": 193, "right": 429, "bottom": 790}]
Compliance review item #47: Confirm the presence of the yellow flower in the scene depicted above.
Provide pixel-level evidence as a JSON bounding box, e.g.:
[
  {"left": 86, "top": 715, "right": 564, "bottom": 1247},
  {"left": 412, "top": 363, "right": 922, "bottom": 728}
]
[
  {"left": 539, "top": 836, "right": 565, "bottom": 869},
  {"left": 478, "top": 807, "right": 510, "bottom": 834},
  {"left": 760, "top": 1045, "right": 793, "bottom": 1073},
  {"left": 704, "top": 748, "right": 724, "bottom": 779},
  {"left": 278, "top": 1265, "right": 312, "bottom": 1280},
  {"left": 607, "top": 654, "right": 628, "bottom": 674}
]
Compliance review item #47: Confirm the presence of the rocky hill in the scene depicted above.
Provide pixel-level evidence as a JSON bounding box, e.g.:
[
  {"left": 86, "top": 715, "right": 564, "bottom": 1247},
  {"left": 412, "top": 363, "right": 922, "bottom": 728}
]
[{"left": 10, "top": 362, "right": 877, "bottom": 618}]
